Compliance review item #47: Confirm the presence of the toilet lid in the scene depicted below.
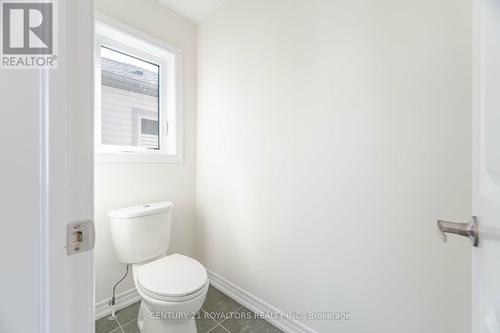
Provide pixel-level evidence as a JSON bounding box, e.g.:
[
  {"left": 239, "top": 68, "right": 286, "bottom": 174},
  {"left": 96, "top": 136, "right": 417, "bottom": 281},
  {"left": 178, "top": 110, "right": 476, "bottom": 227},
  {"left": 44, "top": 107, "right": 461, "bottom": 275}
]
[{"left": 136, "top": 254, "right": 207, "bottom": 299}]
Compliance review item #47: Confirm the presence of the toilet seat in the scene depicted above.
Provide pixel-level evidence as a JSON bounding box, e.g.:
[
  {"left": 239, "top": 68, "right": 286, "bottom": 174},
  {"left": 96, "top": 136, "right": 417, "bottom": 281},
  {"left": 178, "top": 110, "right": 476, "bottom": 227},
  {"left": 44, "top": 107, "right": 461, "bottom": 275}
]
[{"left": 135, "top": 254, "right": 208, "bottom": 303}]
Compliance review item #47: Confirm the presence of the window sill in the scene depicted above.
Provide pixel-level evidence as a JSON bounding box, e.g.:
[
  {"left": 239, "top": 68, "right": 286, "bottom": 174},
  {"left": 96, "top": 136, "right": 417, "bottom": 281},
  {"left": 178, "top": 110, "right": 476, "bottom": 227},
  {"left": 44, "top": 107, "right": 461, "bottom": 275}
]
[{"left": 95, "top": 152, "right": 183, "bottom": 164}]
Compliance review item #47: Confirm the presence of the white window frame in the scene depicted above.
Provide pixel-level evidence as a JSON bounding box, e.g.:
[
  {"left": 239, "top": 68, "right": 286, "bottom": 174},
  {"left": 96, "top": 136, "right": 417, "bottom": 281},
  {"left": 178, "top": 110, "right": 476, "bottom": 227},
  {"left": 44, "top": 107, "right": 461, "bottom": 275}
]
[{"left": 95, "top": 14, "right": 183, "bottom": 163}]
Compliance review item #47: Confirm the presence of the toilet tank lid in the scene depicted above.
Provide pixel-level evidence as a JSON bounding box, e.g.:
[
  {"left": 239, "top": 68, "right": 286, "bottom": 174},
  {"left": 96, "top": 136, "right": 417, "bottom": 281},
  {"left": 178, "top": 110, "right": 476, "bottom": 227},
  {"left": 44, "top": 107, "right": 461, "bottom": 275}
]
[{"left": 108, "top": 201, "right": 174, "bottom": 219}]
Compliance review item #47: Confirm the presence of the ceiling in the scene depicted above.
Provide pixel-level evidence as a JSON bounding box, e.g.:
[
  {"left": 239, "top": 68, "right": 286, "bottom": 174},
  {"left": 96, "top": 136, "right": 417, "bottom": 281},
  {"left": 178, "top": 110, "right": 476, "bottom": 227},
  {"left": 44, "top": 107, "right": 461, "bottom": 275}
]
[{"left": 156, "top": 0, "right": 226, "bottom": 23}]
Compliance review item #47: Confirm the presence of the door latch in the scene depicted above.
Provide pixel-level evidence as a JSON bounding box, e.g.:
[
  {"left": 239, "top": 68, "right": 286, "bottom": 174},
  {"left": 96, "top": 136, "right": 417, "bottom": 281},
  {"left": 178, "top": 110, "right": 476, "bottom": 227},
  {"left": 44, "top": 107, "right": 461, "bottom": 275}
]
[
  {"left": 66, "top": 220, "right": 95, "bottom": 255},
  {"left": 437, "top": 216, "right": 479, "bottom": 247}
]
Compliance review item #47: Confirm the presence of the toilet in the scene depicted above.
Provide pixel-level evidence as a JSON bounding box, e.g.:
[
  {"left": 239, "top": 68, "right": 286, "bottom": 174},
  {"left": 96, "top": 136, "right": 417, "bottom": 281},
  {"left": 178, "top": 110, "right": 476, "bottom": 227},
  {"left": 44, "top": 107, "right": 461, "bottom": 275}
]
[{"left": 108, "top": 202, "right": 208, "bottom": 333}]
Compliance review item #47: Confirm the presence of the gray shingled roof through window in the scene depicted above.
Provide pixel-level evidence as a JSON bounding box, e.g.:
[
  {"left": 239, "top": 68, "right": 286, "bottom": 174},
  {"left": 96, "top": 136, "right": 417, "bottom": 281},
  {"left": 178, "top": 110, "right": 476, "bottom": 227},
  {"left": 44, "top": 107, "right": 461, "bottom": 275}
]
[{"left": 101, "top": 57, "right": 159, "bottom": 97}]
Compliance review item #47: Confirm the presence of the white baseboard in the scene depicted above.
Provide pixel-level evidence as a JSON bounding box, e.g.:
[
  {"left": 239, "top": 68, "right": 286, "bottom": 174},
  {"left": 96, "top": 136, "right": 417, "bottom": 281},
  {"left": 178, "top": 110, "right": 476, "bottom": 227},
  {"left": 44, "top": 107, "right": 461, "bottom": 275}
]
[
  {"left": 207, "top": 270, "right": 318, "bottom": 333},
  {"left": 95, "top": 270, "right": 318, "bottom": 333},
  {"left": 95, "top": 288, "right": 141, "bottom": 320}
]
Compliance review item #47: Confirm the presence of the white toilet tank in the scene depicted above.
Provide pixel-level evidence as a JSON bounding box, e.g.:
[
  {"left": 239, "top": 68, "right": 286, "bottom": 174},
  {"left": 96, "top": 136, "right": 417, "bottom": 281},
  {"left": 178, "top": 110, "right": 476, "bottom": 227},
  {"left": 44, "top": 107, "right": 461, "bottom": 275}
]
[{"left": 108, "top": 201, "right": 174, "bottom": 264}]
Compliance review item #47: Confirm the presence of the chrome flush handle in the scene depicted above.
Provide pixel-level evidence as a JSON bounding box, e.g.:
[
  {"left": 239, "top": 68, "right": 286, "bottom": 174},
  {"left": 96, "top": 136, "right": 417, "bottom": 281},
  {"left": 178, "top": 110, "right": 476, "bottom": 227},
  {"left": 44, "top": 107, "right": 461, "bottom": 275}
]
[{"left": 437, "top": 216, "right": 479, "bottom": 247}]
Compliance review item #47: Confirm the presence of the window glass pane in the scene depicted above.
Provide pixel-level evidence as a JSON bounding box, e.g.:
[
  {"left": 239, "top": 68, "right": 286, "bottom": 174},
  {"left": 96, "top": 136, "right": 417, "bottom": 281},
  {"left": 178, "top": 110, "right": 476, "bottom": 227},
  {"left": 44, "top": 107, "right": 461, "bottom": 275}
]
[{"left": 100, "top": 46, "right": 160, "bottom": 149}]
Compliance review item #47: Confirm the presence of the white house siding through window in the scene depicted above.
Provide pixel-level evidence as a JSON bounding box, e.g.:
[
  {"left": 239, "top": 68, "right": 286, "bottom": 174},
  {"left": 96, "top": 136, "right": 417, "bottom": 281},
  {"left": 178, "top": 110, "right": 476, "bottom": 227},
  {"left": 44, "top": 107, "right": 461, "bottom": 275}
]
[{"left": 100, "top": 46, "right": 160, "bottom": 149}]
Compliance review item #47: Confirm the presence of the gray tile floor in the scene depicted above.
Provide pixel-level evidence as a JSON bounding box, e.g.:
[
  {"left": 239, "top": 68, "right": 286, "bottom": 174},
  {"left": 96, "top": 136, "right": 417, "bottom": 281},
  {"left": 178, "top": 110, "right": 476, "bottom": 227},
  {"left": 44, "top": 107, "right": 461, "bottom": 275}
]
[{"left": 96, "top": 286, "right": 283, "bottom": 333}]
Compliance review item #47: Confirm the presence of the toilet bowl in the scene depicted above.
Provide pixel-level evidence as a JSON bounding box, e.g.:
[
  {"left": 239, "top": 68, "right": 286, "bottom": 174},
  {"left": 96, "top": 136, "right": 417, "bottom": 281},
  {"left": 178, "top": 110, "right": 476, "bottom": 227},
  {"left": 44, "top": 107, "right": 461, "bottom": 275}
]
[
  {"left": 134, "top": 254, "right": 209, "bottom": 333},
  {"left": 108, "top": 202, "right": 207, "bottom": 333}
]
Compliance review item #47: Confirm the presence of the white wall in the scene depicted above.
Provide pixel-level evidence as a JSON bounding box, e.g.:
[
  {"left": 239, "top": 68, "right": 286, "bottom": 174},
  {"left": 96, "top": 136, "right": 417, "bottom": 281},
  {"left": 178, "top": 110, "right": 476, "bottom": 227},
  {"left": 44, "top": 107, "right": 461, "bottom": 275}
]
[
  {"left": 196, "top": 0, "right": 472, "bottom": 332},
  {"left": 94, "top": 0, "right": 197, "bottom": 305}
]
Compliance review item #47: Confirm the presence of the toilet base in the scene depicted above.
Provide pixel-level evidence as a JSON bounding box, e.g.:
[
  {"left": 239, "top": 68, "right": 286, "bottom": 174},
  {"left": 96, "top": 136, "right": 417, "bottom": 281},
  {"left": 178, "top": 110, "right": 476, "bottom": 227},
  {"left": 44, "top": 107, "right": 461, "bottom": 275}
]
[{"left": 138, "top": 301, "right": 197, "bottom": 333}]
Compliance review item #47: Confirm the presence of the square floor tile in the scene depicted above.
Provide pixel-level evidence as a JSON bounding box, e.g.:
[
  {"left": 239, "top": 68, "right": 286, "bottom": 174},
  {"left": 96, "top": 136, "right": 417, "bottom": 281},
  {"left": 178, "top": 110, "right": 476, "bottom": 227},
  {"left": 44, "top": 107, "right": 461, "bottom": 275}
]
[
  {"left": 116, "top": 302, "right": 141, "bottom": 325},
  {"left": 121, "top": 320, "right": 140, "bottom": 333},
  {"left": 208, "top": 325, "right": 231, "bottom": 333},
  {"left": 196, "top": 309, "right": 219, "bottom": 333},
  {"left": 202, "top": 286, "right": 242, "bottom": 323},
  {"left": 96, "top": 286, "right": 283, "bottom": 333},
  {"left": 221, "top": 307, "right": 283, "bottom": 333},
  {"left": 95, "top": 316, "right": 120, "bottom": 333}
]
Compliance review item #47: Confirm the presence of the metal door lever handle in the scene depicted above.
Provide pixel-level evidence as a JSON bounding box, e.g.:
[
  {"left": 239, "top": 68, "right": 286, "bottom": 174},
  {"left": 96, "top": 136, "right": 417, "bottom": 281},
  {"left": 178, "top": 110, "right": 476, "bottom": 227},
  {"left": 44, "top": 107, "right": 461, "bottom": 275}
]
[{"left": 437, "top": 216, "right": 478, "bottom": 247}]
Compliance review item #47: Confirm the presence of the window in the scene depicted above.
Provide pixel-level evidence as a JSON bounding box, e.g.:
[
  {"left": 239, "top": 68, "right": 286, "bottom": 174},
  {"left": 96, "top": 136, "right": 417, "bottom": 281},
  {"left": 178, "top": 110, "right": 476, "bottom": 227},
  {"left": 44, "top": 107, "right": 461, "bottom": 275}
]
[{"left": 95, "top": 18, "right": 183, "bottom": 163}]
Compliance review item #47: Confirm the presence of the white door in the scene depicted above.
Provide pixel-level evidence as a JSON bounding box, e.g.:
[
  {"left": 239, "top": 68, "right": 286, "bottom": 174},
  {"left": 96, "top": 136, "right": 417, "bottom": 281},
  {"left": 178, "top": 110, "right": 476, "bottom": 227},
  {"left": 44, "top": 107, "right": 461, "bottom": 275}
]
[
  {"left": 0, "top": 1, "right": 94, "bottom": 333},
  {"left": 45, "top": 1, "right": 95, "bottom": 333},
  {"left": 472, "top": 0, "right": 500, "bottom": 332}
]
